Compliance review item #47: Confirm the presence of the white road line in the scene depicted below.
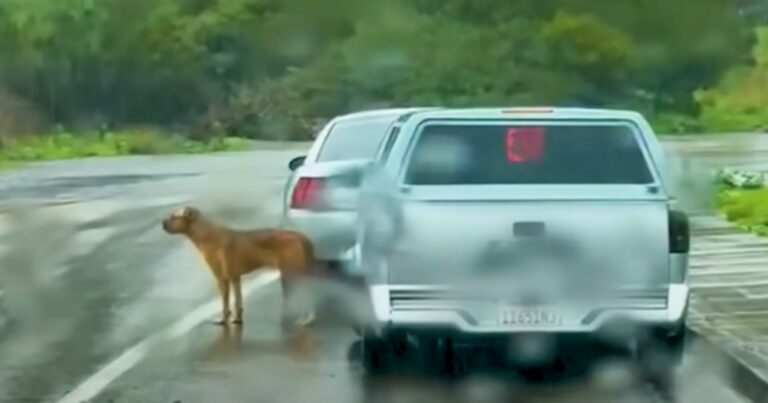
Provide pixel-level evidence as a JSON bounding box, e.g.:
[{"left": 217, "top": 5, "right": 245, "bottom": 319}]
[
  {"left": 692, "top": 247, "right": 768, "bottom": 256},
  {"left": 692, "top": 258, "right": 768, "bottom": 269},
  {"left": 693, "top": 278, "right": 768, "bottom": 289},
  {"left": 690, "top": 266, "right": 768, "bottom": 276},
  {"left": 56, "top": 270, "right": 280, "bottom": 403},
  {"left": 693, "top": 238, "right": 768, "bottom": 246},
  {"left": 693, "top": 234, "right": 762, "bottom": 242}
]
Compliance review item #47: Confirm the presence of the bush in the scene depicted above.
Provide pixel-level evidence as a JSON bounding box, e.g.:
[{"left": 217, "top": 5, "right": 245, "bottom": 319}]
[
  {"left": 0, "top": 130, "right": 251, "bottom": 164},
  {"left": 200, "top": 81, "right": 321, "bottom": 141},
  {"left": 648, "top": 113, "right": 704, "bottom": 134},
  {"left": 0, "top": 91, "right": 45, "bottom": 142},
  {"left": 717, "top": 187, "right": 768, "bottom": 235},
  {"left": 695, "top": 26, "right": 768, "bottom": 133},
  {"left": 715, "top": 167, "right": 768, "bottom": 236}
]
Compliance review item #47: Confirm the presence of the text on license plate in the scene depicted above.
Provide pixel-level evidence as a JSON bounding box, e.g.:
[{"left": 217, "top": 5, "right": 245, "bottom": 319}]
[{"left": 499, "top": 307, "right": 562, "bottom": 326}]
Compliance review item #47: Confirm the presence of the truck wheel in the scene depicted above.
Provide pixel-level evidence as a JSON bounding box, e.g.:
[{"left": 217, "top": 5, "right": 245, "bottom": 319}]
[
  {"left": 639, "top": 327, "right": 686, "bottom": 366},
  {"left": 361, "top": 338, "right": 388, "bottom": 375},
  {"left": 636, "top": 327, "right": 686, "bottom": 399},
  {"left": 356, "top": 332, "right": 398, "bottom": 376},
  {"left": 421, "top": 337, "right": 467, "bottom": 376},
  {"left": 356, "top": 330, "right": 421, "bottom": 376},
  {"left": 348, "top": 337, "right": 386, "bottom": 375}
]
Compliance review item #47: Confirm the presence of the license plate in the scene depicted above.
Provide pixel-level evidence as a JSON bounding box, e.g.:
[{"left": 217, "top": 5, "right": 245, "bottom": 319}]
[{"left": 499, "top": 307, "right": 562, "bottom": 326}]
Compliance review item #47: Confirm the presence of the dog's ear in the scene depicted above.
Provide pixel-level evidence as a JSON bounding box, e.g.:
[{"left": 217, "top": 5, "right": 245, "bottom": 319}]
[
  {"left": 171, "top": 207, "right": 200, "bottom": 221},
  {"left": 183, "top": 207, "right": 201, "bottom": 221}
]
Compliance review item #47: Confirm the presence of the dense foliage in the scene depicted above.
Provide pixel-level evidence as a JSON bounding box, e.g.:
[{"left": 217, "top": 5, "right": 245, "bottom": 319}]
[
  {"left": 717, "top": 168, "right": 768, "bottom": 235},
  {"left": 0, "top": 0, "right": 764, "bottom": 139},
  {"left": 696, "top": 27, "right": 768, "bottom": 132}
]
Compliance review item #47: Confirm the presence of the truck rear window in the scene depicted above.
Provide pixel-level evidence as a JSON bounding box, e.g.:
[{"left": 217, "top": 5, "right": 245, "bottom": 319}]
[
  {"left": 316, "top": 116, "right": 397, "bottom": 162},
  {"left": 404, "top": 124, "right": 654, "bottom": 185}
]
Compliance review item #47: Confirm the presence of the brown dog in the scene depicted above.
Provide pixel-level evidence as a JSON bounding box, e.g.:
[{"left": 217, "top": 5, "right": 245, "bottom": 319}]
[{"left": 162, "top": 206, "right": 316, "bottom": 327}]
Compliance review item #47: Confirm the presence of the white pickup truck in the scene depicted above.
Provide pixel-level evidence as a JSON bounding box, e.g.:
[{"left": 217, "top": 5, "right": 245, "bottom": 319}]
[{"left": 352, "top": 107, "right": 690, "bottom": 392}]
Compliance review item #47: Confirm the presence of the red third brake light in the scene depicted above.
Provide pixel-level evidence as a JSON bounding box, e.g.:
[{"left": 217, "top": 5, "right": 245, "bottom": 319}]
[
  {"left": 291, "top": 177, "right": 325, "bottom": 209},
  {"left": 505, "top": 127, "right": 545, "bottom": 163},
  {"left": 502, "top": 107, "right": 554, "bottom": 114}
]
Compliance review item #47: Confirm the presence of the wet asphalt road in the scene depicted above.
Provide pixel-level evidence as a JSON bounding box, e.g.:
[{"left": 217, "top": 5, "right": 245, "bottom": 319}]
[
  {"left": 0, "top": 146, "right": 302, "bottom": 402},
  {"left": 0, "top": 140, "right": 756, "bottom": 403}
]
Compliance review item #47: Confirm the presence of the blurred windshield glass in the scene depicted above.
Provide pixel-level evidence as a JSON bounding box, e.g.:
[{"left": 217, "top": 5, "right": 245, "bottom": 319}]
[
  {"left": 405, "top": 124, "right": 653, "bottom": 185},
  {"left": 316, "top": 116, "right": 397, "bottom": 162}
]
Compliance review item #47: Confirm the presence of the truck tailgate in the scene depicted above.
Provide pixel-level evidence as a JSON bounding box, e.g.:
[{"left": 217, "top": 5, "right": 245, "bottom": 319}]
[{"left": 385, "top": 198, "right": 670, "bottom": 297}]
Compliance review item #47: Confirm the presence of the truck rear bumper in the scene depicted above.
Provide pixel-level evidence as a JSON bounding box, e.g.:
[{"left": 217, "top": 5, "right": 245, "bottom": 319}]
[
  {"left": 367, "top": 284, "right": 689, "bottom": 334},
  {"left": 283, "top": 210, "right": 356, "bottom": 261}
]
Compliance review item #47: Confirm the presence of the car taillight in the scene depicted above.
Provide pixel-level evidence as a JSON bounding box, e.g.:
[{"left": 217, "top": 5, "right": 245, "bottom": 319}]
[
  {"left": 668, "top": 210, "right": 690, "bottom": 254},
  {"left": 291, "top": 177, "right": 325, "bottom": 210}
]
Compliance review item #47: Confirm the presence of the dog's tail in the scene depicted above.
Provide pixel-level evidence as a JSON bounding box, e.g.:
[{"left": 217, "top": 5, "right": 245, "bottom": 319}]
[
  {"left": 300, "top": 234, "right": 318, "bottom": 271},
  {"left": 292, "top": 231, "right": 361, "bottom": 289},
  {"left": 293, "top": 231, "right": 327, "bottom": 277}
]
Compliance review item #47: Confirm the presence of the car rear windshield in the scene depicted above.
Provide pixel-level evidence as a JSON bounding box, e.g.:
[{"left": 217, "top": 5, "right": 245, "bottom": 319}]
[
  {"left": 404, "top": 123, "right": 654, "bottom": 185},
  {"left": 316, "top": 115, "right": 397, "bottom": 162}
]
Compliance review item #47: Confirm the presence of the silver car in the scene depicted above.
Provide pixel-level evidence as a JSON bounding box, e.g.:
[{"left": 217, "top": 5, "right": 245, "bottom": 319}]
[
  {"left": 353, "top": 107, "right": 689, "bottom": 390},
  {"left": 281, "top": 108, "right": 434, "bottom": 269}
]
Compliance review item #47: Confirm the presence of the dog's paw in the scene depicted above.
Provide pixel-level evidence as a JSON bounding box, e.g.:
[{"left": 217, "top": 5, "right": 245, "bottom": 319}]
[
  {"left": 232, "top": 318, "right": 244, "bottom": 326},
  {"left": 211, "top": 319, "right": 229, "bottom": 326},
  {"left": 294, "top": 311, "right": 316, "bottom": 327}
]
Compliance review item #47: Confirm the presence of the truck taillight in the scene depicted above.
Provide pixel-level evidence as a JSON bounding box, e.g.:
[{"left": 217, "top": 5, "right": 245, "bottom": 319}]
[
  {"left": 668, "top": 210, "right": 690, "bottom": 254},
  {"left": 291, "top": 177, "right": 325, "bottom": 209}
]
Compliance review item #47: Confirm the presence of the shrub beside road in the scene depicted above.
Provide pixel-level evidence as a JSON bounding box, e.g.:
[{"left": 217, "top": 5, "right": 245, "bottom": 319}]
[
  {"left": 0, "top": 131, "right": 252, "bottom": 167},
  {"left": 716, "top": 169, "right": 768, "bottom": 235}
]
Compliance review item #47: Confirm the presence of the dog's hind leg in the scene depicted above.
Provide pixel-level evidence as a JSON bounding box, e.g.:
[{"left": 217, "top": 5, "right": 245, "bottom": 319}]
[
  {"left": 296, "top": 310, "right": 316, "bottom": 327},
  {"left": 213, "top": 278, "right": 231, "bottom": 326},
  {"left": 292, "top": 279, "right": 317, "bottom": 328},
  {"left": 232, "top": 276, "right": 244, "bottom": 325},
  {"left": 280, "top": 277, "right": 316, "bottom": 332},
  {"left": 279, "top": 277, "right": 295, "bottom": 333}
]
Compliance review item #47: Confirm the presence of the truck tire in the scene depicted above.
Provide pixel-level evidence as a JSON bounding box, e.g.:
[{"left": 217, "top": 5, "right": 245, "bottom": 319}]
[
  {"left": 356, "top": 330, "right": 424, "bottom": 376},
  {"left": 638, "top": 326, "right": 686, "bottom": 366},
  {"left": 356, "top": 333, "right": 399, "bottom": 376},
  {"left": 636, "top": 327, "right": 686, "bottom": 399},
  {"left": 361, "top": 338, "right": 388, "bottom": 375},
  {"left": 420, "top": 337, "right": 470, "bottom": 376}
]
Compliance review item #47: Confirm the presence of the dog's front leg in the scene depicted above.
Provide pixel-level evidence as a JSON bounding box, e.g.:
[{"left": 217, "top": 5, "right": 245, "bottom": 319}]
[
  {"left": 232, "top": 276, "right": 244, "bottom": 325},
  {"left": 213, "top": 278, "right": 231, "bottom": 326}
]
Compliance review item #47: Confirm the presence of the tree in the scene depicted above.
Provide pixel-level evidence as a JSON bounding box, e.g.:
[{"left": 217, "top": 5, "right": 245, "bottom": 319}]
[
  {"left": 540, "top": 11, "right": 634, "bottom": 105},
  {"left": 695, "top": 26, "right": 768, "bottom": 132},
  {"left": 0, "top": 0, "right": 755, "bottom": 136}
]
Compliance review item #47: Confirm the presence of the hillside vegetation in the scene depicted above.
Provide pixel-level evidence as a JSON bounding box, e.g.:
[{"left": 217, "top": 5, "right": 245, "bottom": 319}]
[{"left": 0, "top": 0, "right": 765, "bottom": 148}]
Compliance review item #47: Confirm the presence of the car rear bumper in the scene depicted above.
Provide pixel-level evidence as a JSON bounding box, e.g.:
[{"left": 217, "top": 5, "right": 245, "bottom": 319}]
[
  {"left": 366, "top": 284, "right": 689, "bottom": 334},
  {"left": 284, "top": 209, "right": 356, "bottom": 261}
]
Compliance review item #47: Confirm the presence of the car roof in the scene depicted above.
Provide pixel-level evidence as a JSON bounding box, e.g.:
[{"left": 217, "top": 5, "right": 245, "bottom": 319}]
[
  {"left": 401, "top": 107, "right": 646, "bottom": 121},
  {"left": 331, "top": 107, "right": 438, "bottom": 123}
]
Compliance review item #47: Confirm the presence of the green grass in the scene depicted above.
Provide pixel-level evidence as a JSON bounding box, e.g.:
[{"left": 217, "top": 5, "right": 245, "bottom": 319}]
[
  {"left": 716, "top": 187, "right": 768, "bottom": 235},
  {"left": 0, "top": 130, "right": 252, "bottom": 166},
  {"left": 647, "top": 110, "right": 766, "bottom": 135},
  {"left": 648, "top": 112, "right": 705, "bottom": 135}
]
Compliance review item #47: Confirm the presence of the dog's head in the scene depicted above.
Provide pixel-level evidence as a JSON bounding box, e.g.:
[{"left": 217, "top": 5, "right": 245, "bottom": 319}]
[{"left": 162, "top": 206, "right": 201, "bottom": 234}]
